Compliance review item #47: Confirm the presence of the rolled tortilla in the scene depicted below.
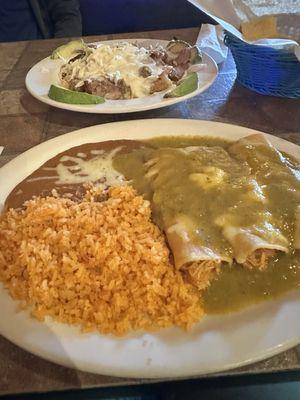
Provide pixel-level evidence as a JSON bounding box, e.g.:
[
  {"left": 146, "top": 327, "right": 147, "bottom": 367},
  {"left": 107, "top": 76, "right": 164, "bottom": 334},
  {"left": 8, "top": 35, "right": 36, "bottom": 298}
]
[
  {"left": 166, "top": 214, "right": 231, "bottom": 290},
  {"left": 228, "top": 134, "right": 300, "bottom": 253},
  {"left": 144, "top": 146, "right": 237, "bottom": 290},
  {"left": 218, "top": 223, "right": 289, "bottom": 270},
  {"left": 180, "top": 143, "right": 290, "bottom": 270}
]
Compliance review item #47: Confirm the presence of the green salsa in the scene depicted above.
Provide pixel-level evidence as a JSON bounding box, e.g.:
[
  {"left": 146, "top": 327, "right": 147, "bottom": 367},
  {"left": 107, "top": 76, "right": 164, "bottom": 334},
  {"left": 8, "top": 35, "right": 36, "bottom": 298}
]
[{"left": 113, "top": 135, "right": 300, "bottom": 314}]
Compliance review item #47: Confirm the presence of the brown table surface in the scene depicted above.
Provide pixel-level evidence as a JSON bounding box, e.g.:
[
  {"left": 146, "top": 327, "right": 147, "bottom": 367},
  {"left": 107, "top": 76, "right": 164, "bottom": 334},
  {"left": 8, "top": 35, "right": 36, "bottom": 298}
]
[{"left": 0, "top": 27, "right": 300, "bottom": 397}]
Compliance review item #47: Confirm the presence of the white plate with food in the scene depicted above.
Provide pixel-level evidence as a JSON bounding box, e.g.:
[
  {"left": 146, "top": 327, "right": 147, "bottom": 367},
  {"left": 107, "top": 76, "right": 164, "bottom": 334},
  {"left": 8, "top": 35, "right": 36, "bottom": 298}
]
[
  {"left": 0, "top": 119, "right": 299, "bottom": 378},
  {"left": 25, "top": 38, "right": 218, "bottom": 114}
]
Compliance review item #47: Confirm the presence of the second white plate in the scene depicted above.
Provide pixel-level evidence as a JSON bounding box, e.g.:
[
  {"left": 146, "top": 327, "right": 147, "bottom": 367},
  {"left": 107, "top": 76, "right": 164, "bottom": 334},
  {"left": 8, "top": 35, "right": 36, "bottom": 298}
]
[{"left": 25, "top": 39, "right": 218, "bottom": 114}]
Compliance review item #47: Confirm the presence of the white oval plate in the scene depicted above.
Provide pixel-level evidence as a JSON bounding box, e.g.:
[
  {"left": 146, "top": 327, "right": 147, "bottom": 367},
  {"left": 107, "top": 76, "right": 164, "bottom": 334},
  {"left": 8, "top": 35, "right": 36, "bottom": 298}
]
[
  {"left": 0, "top": 119, "right": 300, "bottom": 379},
  {"left": 25, "top": 39, "right": 218, "bottom": 114}
]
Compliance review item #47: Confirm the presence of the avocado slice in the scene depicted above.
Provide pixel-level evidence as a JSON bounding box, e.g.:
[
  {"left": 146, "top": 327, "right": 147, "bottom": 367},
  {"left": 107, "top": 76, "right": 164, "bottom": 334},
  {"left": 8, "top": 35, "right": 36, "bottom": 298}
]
[
  {"left": 50, "top": 39, "right": 87, "bottom": 61},
  {"left": 164, "top": 73, "right": 198, "bottom": 98},
  {"left": 48, "top": 85, "right": 105, "bottom": 105}
]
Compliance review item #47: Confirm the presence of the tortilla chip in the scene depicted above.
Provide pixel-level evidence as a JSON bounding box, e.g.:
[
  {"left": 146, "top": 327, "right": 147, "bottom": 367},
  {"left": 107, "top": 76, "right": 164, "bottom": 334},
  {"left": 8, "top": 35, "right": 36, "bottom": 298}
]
[{"left": 241, "top": 16, "right": 281, "bottom": 41}]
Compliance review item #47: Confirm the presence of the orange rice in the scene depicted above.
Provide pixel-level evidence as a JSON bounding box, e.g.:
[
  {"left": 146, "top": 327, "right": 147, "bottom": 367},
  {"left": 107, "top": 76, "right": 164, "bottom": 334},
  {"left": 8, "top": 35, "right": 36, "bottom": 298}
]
[{"left": 0, "top": 185, "right": 202, "bottom": 336}]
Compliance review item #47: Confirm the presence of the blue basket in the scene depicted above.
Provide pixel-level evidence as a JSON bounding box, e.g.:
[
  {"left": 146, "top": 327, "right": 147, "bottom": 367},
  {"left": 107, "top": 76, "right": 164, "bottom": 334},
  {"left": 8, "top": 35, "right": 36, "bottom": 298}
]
[{"left": 224, "top": 31, "right": 300, "bottom": 98}]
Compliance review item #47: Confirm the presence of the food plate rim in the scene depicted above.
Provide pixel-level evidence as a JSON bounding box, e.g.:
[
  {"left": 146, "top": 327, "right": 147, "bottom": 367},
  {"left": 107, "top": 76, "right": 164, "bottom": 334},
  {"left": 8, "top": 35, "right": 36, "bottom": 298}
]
[{"left": 0, "top": 118, "right": 299, "bottom": 379}]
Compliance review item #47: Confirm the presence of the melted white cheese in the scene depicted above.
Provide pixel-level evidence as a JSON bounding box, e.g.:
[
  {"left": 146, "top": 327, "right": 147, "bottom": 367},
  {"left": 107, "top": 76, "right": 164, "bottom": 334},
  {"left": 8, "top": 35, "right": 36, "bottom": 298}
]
[
  {"left": 55, "top": 147, "right": 124, "bottom": 186},
  {"left": 189, "top": 167, "right": 226, "bottom": 190},
  {"left": 61, "top": 42, "right": 163, "bottom": 98}
]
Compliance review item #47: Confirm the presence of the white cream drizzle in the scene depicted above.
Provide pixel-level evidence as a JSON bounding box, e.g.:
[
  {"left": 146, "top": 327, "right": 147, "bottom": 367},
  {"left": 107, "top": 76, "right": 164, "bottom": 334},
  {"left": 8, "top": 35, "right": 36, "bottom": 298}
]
[
  {"left": 90, "top": 149, "right": 105, "bottom": 155},
  {"left": 27, "top": 176, "right": 56, "bottom": 182},
  {"left": 27, "top": 147, "right": 125, "bottom": 187},
  {"left": 55, "top": 147, "right": 124, "bottom": 185}
]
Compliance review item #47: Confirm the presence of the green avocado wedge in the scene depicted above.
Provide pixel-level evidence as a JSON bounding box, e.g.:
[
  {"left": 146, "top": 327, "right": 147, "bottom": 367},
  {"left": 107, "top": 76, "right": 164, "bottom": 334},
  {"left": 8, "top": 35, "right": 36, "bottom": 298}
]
[
  {"left": 164, "top": 72, "right": 198, "bottom": 98},
  {"left": 50, "top": 39, "right": 86, "bottom": 60},
  {"left": 48, "top": 85, "right": 105, "bottom": 105}
]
